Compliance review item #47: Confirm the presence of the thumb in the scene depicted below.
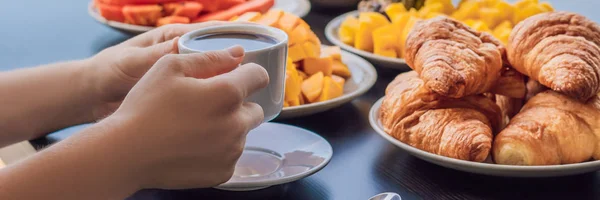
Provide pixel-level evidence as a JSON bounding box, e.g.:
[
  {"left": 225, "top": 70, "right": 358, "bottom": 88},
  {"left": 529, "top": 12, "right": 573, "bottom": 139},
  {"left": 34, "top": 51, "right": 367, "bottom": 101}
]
[{"left": 177, "top": 45, "right": 245, "bottom": 79}]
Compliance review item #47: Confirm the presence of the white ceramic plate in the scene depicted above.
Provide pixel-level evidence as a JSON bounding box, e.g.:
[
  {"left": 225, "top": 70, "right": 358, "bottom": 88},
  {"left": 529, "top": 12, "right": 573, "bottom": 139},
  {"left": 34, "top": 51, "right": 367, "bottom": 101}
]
[
  {"left": 277, "top": 47, "right": 378, "bottom": 120},
  {"left": 369, "top": 97, "right": 600, "bottom": 177},
  {"left": 88, "top": 0, "right": 311, "bottom": 34},
  {"left": 325, "top": 11, "right": 410, "bottom": 70},
  {"left": 215, "top": 122, "right": 332, "bottom": 191}
]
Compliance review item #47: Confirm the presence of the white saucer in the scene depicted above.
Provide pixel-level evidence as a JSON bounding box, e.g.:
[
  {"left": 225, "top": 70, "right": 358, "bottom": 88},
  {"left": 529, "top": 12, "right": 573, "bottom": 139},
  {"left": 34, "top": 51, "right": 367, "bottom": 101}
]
[
  {"left": 369, "top": 97, "right": 600, "bottom": 177},
  {"left": 215, "top": 122, "right": 332, "bottom": 191},
  {"left": 88, "top": 0, "right": 311, "bottom": 35}
]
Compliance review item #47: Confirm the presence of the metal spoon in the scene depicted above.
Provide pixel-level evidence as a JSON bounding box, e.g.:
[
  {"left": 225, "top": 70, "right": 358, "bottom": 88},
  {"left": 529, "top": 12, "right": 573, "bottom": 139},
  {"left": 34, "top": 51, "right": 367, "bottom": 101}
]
[{"left": 368, "top": 192, "right": 402, "bottom": 200}]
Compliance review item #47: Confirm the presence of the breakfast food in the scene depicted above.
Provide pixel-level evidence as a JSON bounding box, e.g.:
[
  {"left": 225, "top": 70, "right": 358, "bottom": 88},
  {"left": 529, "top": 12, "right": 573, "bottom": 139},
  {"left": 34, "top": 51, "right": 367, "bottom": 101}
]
[
  {"left": 507, "top": 11, "right": 600, "bottom": 101},
  {"left": 94, "top": 0, "right": 275, "bottom": 26},
  {"left": 404, "top": 16, "right": 504, "bottom": 98},
  {"left": 493, "top": 91, "right": 600, "bottom": 165},
  {"left": 230, "top": 10, "right": 352, "bottom": 107},
  {"left": 339, "top": 0, "right": 554, "bottom": 59},
  {"left": 380, "top": 71, "right": 502, "bottom": 162},
  {"left": 379, "top": 11, "right": 600, "bottom": 166}
]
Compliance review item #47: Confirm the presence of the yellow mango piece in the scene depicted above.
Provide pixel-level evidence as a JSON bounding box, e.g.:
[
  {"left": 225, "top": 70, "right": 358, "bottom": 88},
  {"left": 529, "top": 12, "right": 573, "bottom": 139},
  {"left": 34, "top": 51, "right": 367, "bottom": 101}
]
[
  {"left": 339, "top": 16, "right": 359, "bottom": 46},
  {"left": 298, "top": 70, "right": 308, "bottom": 80},
  {"left": 425, "top": 12, "right": 444, "bottom": 19},
  {"left": 285, "top": 65, "right": 301, "bottom": 102},
  {"left": 278, "top": 12, "right": 301, "bottom": 34},
  {"left": 289, "top": 23, "right": 310, "bottom": 46},
  {"left": 301, "top": 72, "right": 324, "bottom": 103},
  {"left": 481, "top": 0, "right": 500, "bottom": 7},
  {"left": 284, "top": 101, "right": 290, "bottom": 107},
  {"left": 494, "top": 20, "right": 513, "bottom": 32},
  {"left": 385, "top": 3, "right": 407, "bottom": 19},
  {"left": 318, "top": 76, "right": 344, "bottom": 102},
  {"left": 373, "top": 24, "right": 400, "bottom": 58},
  {"left": 479, "top": 7, "right": 502, "bottom": 28},
  {"left": 464, "top": 19, "right": 491, "bottom": 33},
  {"left": 408, "top": 8, "right": 418, "bottom": 17},
  {"left": 425, "top": 0, "right": 454, "bottom": 14},
  {"left": 539, "top": 2, "right": 554, "bottom": 12},
  {"left": 256, "top": 9, "right": 283, "bottom": 27},
  {"left": 322, "top": 46, "right": 342, "bottom": 60},
  {"left": 288, "top": 44, "right": 307, "bottom": 62},
  {"left": 514, "top": 0, "right": 538, "bottom": 8},
  {"left": 298, "top": 93, "right": 305, "bottom": 105},
  {"left": 232, "top": 12, "right": 262, "bottom": 22},
  {"left": 399, "top": 16, "right": 419, "bottom": 57},
  {"left": 451, "top": 1, "right": 480, "bottom": 20},
  {"left": 493, "top": 1, "right": 515, "bottom": 23},
  {"left": 332, "top": 60, "right": 352, "bottom": 78},
  {"left": 391, "top": 12, "right": 410, "bottom": 26},
  {"left": 303, "top": 42, "right": 321, "bottom": 58},
  {"left": 513, "top": 4, "right": 546, "bottom": 24},
  {"left": 355, "top": 12, "right": 390, "bottom": 52},
  {"left": 493, "top": 27, "right": 511, "bottom": 45},
  {"left": 288, "top": 95, "right": 301, "bottom": 106},
  {"left": 332, "top": 75, "right": 346, "bottom": 89},
  {"left": 419, "top": 3, "right": 444, "bottom": 18},
  {"left": 304, "top": 55, "right": 333, "bottom": 76}
]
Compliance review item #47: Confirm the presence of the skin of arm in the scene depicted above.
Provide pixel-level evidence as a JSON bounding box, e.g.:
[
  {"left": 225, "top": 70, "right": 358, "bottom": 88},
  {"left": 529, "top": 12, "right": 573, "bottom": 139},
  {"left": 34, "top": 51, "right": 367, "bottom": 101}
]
[
  {"left": 0, "top": 118, "right": 141, "bottom": 200},
  {"left": 0, "top": 60, "right": 100, "bottom": 147}
]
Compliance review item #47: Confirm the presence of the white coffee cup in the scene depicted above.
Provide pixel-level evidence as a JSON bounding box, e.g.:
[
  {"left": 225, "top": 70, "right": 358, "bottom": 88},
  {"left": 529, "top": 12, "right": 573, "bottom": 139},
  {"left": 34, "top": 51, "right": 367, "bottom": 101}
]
[{"left": 178, "top": 24, "right": 289, "bottom": 122}]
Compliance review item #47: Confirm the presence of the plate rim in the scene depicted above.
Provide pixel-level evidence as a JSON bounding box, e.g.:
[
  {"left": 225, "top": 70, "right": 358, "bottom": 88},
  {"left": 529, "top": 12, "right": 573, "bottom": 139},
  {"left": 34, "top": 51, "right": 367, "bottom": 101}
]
[
  {"left": 325, "top": 10, "right": 408, "bottom": 66},
  {"left": 368, "top": 97, "right": 600, "bottom": 174},
  {"left": 217, "top": 122, "right": 333, "bottom": 188},
  {"left": 88, "top": 0, "right": 311, "bottom": 34},
  {"left": 281, "top": 47, "right": 378, "bottom": 112}
]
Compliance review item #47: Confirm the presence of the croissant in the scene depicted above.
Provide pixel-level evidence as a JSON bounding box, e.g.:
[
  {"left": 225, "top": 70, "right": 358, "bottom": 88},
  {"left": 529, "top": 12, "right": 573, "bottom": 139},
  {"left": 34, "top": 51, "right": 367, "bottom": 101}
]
[
  {"left": 507, "top": 11, "right": 600, "bottom": 101},
  {"left": 493, "top": 91, "right": 600, "bottom": 165},
  {"left": 380, "top": 71, "right": 502, "bottom": 162},
  {"left": 405, "top": 16, "right": 504, "bottom": 98}
]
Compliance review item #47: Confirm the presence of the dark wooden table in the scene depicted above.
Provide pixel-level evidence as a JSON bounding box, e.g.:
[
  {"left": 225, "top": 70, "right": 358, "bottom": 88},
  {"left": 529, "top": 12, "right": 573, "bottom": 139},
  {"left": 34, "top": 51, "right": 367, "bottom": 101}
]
[{"left": 2, "top": 0, "right": 600, "bottom": 200}]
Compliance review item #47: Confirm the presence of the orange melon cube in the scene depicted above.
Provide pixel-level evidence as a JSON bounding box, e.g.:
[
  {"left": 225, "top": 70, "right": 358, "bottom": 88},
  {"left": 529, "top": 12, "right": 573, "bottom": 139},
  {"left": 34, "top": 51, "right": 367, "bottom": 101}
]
[
  {"left": 289, "top": 24, "right": 310, "bottom": 46},
  {"left": 322, "top": 46, "right": 342, "bottom": 60},
  {"left": 277, "top": 12, "right": 301, "bottom": 33},
  {"left": 303, "top": 42, "right": 321, "bottom": 58},
  {"left": 318, "top": 76, "right": 344, "bottom": 102},
  {"left": 256, "top": 9, "right": 283, "bottom": 27},
  {"left": 289, "top": 45, "right": 307, "bottom": 62},
  {"left": 332, "top": 60, "right": 351, "bottom": 78},
  {"left": 231, "top": 12, "right": 262, "bottom": 22},
  {"left": 301, "top": 72, "right": 324, "bottom": 103},
  {"left": 304, "top": 55, "right": 333, "bottom": 76},
  {"left": 298, "top": 71, "right": 308, "bottom": 80},
  {"left": 332, "top": 75, "right": 346, "bottom": 88}
]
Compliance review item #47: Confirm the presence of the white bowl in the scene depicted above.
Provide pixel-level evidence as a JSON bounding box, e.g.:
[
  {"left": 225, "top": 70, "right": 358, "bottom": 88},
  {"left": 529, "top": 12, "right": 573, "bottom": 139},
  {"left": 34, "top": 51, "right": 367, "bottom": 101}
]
[
  {"left": 277, "top": 47, "right": 377, "bottom": 119},
  {"left": 325, "top": 10, "right": 411, "bottom": 71},
  {"left": 369, "top": 97, "right": 600, "bottom": 177}
]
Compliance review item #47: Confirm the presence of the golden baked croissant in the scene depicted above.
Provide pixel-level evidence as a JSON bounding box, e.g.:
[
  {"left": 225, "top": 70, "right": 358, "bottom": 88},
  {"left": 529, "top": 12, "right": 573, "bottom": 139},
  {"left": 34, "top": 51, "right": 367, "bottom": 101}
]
[
  {"left": 493, "top": 91, "right": 600, "bottom": 165},
  {"left": 380, "top": 71, "right": 502, "bottom": 162},
  {"left": 507, "top": 11, "right": 600, "bottom": 101},
  {"left": 405, "top": 16, "right": 504, "bottom": 98}
]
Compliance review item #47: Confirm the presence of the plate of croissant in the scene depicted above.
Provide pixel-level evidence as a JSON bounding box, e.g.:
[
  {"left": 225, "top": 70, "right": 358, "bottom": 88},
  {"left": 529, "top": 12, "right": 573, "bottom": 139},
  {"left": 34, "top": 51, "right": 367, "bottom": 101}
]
[{"left": 370, "top": 11, "right": 600, "bottom": 177}]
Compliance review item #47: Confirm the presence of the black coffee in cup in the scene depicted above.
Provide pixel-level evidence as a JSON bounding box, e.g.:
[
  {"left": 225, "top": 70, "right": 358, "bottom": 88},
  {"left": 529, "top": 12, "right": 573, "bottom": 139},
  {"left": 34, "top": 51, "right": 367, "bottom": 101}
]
[{"left": 184, "top": 33, "right": 278, "bottom": 52}]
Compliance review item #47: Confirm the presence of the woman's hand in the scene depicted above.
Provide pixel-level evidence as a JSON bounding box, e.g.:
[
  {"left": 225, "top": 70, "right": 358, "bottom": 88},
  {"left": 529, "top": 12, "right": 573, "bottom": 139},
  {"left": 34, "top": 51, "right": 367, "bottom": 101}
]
[
  {"left": 109, "top": 45, "right": 269, "bottom": 189},
  {"left": 87, "top": 21, "right": 236, "bottom": 119},
  {"left": 0, "top": 46, "right": 270, "bottom": 200}
]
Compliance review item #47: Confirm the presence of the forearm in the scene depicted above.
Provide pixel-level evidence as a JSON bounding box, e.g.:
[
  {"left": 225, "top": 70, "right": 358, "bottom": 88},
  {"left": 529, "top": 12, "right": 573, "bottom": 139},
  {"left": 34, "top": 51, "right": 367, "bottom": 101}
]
[
  {"left": 0, "top": 118, "right": 141, "bottom": 200},
  {"left": 0, "top": 60, "right": 99, "bottom": 147}
]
